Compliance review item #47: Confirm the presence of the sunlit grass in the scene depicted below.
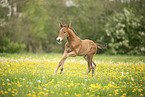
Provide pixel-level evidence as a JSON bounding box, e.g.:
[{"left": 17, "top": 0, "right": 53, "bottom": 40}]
[{"left": 0, "top": 54, "right": 144, "bottom": 97}]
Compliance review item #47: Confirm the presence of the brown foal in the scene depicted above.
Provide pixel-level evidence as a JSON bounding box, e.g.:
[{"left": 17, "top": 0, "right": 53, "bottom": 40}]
[{"left": 54, "top": 23, "right": 106, "bottom": 76}]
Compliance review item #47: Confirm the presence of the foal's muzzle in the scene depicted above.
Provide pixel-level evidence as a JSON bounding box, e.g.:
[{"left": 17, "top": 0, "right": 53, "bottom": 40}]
[{"left": 56, "top": 37, "right": 62, "bottom": 44}]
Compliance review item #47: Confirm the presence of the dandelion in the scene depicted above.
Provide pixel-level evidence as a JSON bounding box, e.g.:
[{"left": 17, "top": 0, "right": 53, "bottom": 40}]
[
  {"left": 2, "top": 82, "right": 5, "bottom": 85},
  {"left": 11, "top": 91, "right": 15, "bottom": 93},
  {"left": 65, "top": 92, "right": 68, "bottom": 94},
  {"left": 45, "top": 93, "right": 48, "bottom": 95},
  {"left": 7, "top": 83, "right": 11, "bottom": 85},
  {"left": 1, "top": 90, "right": 4, "bottom": 95},
  {"left": 132, "top": 89, "right": 136, "bottom": 92},
  {"left": 5, "top": 91, "right": 8, "bottom": 94},
  {"left": 123, "top": 93, "right": 126, "bottom": 96},
  {"left": 138, "top": 89, "right": 143, "bottom": 92},
  {"left": 26, "top": 93, "right": 32, "bottom": 96},
  {"left": 90, "top": 95, "right": 94, "bottom": 97},
  {"left": 86, "top": 93, "right": 89, "bottom": 95},
  {"left": 140, "top": 94, "right": 143, "bottom": 96},
  {"left": 32, "top": 95, "right": 36, "bottom": 97},
  {"left": 8, "top": 88, "right": 11, "bottom": 91}
]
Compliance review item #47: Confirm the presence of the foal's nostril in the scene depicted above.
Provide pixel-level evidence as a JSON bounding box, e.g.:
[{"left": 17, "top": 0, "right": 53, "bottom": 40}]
[
  {"left": 56, "top": 38, "right": 60, "bottom": 42},
  {"left": 57, "top": 37, "right": 62, "bottom": 41}
]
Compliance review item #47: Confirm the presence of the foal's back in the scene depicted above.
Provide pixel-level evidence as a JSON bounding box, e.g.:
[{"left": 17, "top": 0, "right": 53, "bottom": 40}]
[{"left": 78, "top": 39, "right": 97, "bottom": 56}]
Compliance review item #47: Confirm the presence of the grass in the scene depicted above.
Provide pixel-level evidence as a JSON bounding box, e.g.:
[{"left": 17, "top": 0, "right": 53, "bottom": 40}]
[{"left": 0, "top": 53, "right": 144, "bottom": 97}]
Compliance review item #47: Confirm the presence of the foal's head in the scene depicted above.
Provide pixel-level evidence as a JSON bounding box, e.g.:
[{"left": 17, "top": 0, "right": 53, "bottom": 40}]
[{"left": 56, "top": 23, "right": 71, "bottom": 44}]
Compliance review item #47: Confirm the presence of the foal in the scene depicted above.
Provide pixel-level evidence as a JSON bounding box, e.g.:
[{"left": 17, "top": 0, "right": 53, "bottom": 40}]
[{"left": 54, "top": 23, "right": 105, "bottom": 76}]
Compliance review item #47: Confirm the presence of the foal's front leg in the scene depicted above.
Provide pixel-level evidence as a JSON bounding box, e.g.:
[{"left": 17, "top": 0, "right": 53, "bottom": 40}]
[
  {"left": 54, "top": 50, "right": 77, "bottom": 75},
  {"left": 54, "top": 53, "right": 68, "bottom": 75}
]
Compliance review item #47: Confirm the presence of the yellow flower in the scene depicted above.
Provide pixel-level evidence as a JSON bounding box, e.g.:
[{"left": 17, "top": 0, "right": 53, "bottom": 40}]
[
  {"left": 86, "top": 93, "right": 89, "bottom": 95},
  {"left": 89, "top": 95, "right": 94, "bottom": 97},
  {"left": 138, "top": 89, "right": 143, "bottom": 92},
  {"left": 140, "top": 94, "right": 143, "bottom": 96},
  {"left": 2, "top": 82, "right": 5, "bottom": 85},
  {"left": 11, "top": 91, "right": 15, "bottom": 93},
  {"left": 1, "top": 90, "right": 4, "bottom": 95},
  {"left": 5, "top": 91, "right": 8, "bottom": 94},
  {"left": 26, "top": 93, "right": 31, "bottom": 96},
  {"left": 8, "top": 88, "right": 11, "bottom": 91},
  {"left": 123, "top": 93, "right": 126, "bottom": 96},
  {"left": 7, "top": 83, "right": 11, "bottom": 85},
  {"left": 132, "top": 88, "right": 136, "bottom": 92},
  {"left": 32, "top": 95, "right": 36, "bottom": 97},
  {"left": 65, "top": 92, "right": 68, "bottom": 94}
]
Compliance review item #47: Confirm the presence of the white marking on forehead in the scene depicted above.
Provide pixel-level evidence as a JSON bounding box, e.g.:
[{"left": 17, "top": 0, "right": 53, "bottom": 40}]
[{"left": 60, "top": 28, "right": 63, "bottom": 32}]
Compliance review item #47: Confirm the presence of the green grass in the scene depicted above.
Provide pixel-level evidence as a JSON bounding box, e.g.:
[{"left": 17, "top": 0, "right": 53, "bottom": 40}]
[{"left": 0, "top": 53, "right": 145, "bottom": 97}]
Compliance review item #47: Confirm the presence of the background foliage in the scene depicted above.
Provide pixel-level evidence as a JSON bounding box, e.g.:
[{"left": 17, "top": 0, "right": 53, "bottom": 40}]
[{"left": 0, "top": 0, "right": 145, "bottom": 55}]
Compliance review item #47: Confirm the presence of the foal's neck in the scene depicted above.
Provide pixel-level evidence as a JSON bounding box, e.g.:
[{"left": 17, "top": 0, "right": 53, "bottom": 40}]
[{"left": 67, "top": 29, "right": 80, "bottom": 43}]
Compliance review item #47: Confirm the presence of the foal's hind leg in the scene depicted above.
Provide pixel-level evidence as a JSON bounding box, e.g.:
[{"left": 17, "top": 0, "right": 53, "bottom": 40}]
[
  {"left": 92, "top": 61, "right": 96, "bottom": 76},
  {"left": 84, "top": 55, "right": 92, "bottom": 75},
  {"left": 84, "top": 55, "right": 96, "bottom": 75}
]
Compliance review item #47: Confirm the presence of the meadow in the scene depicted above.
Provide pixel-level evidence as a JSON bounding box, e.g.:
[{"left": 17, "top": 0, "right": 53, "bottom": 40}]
[{"left": 0, "top": 53, "right": 145, "bottom": 97}]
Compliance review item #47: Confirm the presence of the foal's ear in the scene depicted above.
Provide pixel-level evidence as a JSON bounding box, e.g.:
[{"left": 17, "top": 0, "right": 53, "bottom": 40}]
[
  {"left": 66, "top": 23, "right": 71, "bottom": 28},
  {"left": 59, "top": 23, "right": 64, "bottom": 28}
]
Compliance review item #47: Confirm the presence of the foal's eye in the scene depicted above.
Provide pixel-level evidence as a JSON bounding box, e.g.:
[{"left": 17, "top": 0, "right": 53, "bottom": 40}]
[{"left": 64, "top": 32, "right": 66, "bottom": 33}]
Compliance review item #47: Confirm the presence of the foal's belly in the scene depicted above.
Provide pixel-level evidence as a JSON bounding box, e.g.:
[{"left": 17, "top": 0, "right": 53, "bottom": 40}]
[{"left": 78, "top": 49, "right": 89, "bottom": 56}]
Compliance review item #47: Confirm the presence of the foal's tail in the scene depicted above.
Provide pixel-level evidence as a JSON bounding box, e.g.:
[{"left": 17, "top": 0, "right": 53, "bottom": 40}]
[{"left": 96, "top": 43, "right": 107, "bottom": 49}]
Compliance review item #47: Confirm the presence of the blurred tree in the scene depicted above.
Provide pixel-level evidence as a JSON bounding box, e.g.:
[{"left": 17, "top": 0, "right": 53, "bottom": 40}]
[
  {"left": 106, "top": 8, "right": 145, "bottom": 55},
  {"left": 0, "top": 0, "right": 144, "bottom": 54}
]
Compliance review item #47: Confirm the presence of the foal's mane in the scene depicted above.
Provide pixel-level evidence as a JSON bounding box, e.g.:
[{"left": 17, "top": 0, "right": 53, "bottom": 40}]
[
  {"left": 64, "top": 24, "right": 78, "bottom": 36},
  {"left": 69, "top": 27, "right": 78, "bottom": 36}
]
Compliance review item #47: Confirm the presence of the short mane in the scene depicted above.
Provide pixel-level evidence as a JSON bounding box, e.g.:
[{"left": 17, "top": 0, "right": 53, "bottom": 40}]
[{"left": 69, "top": 27, "right": 78, "bottom": 36}]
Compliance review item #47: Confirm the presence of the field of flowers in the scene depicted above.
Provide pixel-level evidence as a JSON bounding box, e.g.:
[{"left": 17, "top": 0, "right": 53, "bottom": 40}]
[{"left": 0, "top": 54, "right": 145, "bottom": 97}]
